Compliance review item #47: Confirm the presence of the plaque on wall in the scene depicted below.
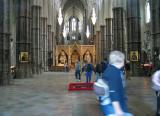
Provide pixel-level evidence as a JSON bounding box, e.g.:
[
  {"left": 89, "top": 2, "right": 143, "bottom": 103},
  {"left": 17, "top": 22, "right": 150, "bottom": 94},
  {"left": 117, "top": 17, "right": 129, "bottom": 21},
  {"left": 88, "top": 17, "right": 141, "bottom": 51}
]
[
  {"left": 130, "top": 51, "right": 139, "bottom": 61},
  {"left": 20, "top": 52, "right": 29, "bottom": 62}
]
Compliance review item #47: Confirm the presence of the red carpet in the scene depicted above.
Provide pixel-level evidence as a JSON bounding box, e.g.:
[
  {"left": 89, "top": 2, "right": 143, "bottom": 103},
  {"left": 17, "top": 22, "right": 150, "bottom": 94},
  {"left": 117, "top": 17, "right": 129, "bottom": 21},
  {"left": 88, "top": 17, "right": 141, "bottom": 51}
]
[{"left": 68, "top": 82, "right": 93, "bottom": 91}]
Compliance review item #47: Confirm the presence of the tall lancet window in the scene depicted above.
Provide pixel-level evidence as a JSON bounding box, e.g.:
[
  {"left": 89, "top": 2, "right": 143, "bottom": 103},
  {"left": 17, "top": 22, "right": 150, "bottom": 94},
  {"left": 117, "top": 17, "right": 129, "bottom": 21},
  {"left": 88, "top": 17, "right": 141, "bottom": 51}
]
[
  {"left": 79, "top": 21, "right": 82, "bottom": 32},
  {"left": 65, "top": 21, "right": 69, "bottom": 33},
  {"left": 71, "top": 18, "right": 76, "bottom": 31},
  {"left": 145, "top": 0, "right": 151, "bottom": 23}
]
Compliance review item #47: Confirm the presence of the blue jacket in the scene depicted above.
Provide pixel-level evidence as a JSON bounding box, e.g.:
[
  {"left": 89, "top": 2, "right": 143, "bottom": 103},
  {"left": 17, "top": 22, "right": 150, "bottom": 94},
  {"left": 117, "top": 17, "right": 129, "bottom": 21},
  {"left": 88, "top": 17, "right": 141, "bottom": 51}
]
[
  {"left": 101, "top": 61, "right": 108, "bottom": 73},
  {"left": 103, "top": 64, "right": 128, "bottom": 112},
  {"left": 85, "top": 63, "right": 94, "bottom": 72}
]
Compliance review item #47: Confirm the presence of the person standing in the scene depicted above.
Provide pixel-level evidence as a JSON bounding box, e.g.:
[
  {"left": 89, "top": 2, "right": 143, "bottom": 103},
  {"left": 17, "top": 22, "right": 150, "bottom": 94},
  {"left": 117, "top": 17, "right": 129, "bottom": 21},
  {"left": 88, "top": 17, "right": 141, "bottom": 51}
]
[
  {"left": 95, "top": 63, "right": 102, "bottom": 81},
  {"left": 101, "top": 51, "right": 133, "bottom": 116},
  {"left": 85, "top": 62, "right": 94, "bottom": 83},
  {"left": 75, "top": 60, "right": 81, "bottom": 82},
  {"left": 64, "top": 62, "right": 68, "bottom": 72},
  {"left": 125, "top": 61, "right": 131, "bottom": 80},
  {"left": 101, "top": 58, "right": 108, "bottom": 74}
]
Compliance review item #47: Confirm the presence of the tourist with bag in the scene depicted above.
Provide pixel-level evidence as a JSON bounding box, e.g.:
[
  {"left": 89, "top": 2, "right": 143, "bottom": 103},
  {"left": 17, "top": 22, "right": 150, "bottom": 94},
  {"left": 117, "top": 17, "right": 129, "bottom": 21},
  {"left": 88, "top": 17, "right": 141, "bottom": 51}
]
[
  {"left": 100, "top": 51, "right": 133, "bottom": 116},
  {"left": 93, "top": 78, "right": 111, "bottom": 111}
]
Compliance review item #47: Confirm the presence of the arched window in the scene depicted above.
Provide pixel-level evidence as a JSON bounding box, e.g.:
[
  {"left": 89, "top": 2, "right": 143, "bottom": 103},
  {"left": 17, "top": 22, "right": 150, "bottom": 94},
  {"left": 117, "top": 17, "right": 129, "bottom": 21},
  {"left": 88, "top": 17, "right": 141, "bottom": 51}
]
[
  {"left": 78, "top": 21, "right": 82, "bottom": 32},
  {"left": 145, "top": 0, "right": 151, "bottom": 23},
  {"left": 71, "top": 18, "right": 76, "bottom": 31},
  {"left": 65, "top": 21, "right": 69, "bottom": 33}
]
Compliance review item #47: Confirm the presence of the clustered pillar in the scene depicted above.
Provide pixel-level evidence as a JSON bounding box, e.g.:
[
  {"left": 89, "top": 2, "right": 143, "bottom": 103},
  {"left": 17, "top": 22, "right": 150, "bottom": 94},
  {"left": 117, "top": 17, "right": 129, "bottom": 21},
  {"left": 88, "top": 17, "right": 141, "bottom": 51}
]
[
  {"left": 100, "top": 26, "right": 105, "bottom": 60},
  {"left": 48, "top": 25, "right": 52, "bottom": 70},
  {"left": 52, "top": 32, "right": 55, "bottom": 66},
  {"left": 96, "top": 31, "right": 101, "bottom": 63},
  {"left": 112, "top": 7, "right": 125, "bottom": 52},
  {"left": 127, "top": 0, "right": 141, "bottom": 76},
  {"left": 150, "top": 0, "right": 160, "bottom": 69},
  {"left": 41, "top": 18, "right": 48, "bottom": 71},
  {"left": 105, "top": 18, "right": 112, "bottom": 58},
  {"left": 31, "top": 5, "right": 41, "bottom": 74},
  {"left": 16, "top": 0, "right": 32, "bottom": 78},
  {"left": 0, "top": 0, "right": 11, "bottom": 85}
]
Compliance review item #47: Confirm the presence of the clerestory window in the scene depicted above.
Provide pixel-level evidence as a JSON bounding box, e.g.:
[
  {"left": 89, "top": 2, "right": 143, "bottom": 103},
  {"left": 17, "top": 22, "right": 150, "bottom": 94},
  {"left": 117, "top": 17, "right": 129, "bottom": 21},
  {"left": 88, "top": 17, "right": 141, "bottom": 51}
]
[
  {"left": 71, "top": 18, "right": 76, "bottom": 31},
  {"left": 145, "top": 0, "right": 151, "bottom": 23}
]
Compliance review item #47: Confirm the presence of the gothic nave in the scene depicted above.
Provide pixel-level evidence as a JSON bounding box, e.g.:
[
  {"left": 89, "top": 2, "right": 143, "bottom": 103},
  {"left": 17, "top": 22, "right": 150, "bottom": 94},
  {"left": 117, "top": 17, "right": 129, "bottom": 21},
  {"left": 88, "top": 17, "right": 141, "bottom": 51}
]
[{"left": 0, "top": 0, "right": 160, "bottom": 116}]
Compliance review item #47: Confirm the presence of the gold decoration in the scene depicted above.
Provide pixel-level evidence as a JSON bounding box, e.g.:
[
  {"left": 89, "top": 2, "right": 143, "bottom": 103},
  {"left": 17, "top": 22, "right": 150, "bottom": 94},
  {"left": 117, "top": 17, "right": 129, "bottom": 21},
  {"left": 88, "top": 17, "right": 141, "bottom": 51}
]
[
  {"left": 55, "top": 43, "right": 95, "bottom": 67},
  {"left": 130, "top": 51, "right": 139, "bottom": 61},
  {"left": 20, "top": 52, "right": 29, "bottom": 62}
]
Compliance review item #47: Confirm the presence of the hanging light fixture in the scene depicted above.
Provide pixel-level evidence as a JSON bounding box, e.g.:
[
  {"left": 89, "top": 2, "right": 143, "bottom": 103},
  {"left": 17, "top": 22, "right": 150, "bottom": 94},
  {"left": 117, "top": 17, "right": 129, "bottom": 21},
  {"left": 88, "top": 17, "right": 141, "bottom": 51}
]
[
  {"left": 86, "top": 25, "right": 90, "bottom": 38},
  {"left": 91, "top": 7, "right": 97, "bottom": 25},
  {"left": 57, "top": 7, "right": 63, "bottom": 25}
]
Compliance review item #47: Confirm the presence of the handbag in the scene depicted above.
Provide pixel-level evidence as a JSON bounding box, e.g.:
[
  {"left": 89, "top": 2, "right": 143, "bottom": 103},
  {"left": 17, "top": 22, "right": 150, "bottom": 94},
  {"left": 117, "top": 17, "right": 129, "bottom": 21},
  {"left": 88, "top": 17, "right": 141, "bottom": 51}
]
[{"left": 93, "top": 79, "right": 109, "bottom": 97}]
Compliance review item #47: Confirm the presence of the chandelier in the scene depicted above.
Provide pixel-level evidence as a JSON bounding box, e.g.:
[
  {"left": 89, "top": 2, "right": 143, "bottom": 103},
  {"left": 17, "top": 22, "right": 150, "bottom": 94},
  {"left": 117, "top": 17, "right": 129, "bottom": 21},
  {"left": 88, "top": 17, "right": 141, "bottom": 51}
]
[
  {"left": 91, "top": 7, "right": 97, "bottom": 25},
  {"left": 57, "top": 7, "right": 63, "bottom": 25}
]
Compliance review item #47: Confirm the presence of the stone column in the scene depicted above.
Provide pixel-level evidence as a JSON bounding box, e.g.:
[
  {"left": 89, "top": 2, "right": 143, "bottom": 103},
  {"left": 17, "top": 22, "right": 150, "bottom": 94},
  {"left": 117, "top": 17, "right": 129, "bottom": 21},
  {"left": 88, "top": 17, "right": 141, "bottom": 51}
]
[
  {"left": 127, "top": 0, "right": 141, "bottom": 76},
  {"left": 31, "top": 5, "right": 41, "bottom": 74},
  {"left": 100, "top": 26, "right": 105, "bottom": 60},
  {"left": 52, "top": 32, "right": 55, "bottom": 66},
  {"left": 112, "top": 7, "right": 125, "bottom": 52},
  {"left": 0, "top": 33, "right": 10, "bottom": 85},
  {"left": 150, "top": 0, "right": 160, "bottom": 69},
  {"left": 48, "top": 25, "right": 52, "bottom": 70},
  {"left": 96, "top": 31, "right": 101, "bottom": 63},
  {"left": 16, "top": 0, "right": 32, "bottom": 78},
  {"left": 105, "top": 18, "right": 113, "bottom": 58},
  {"left": 0, "top": 0, "right": 11, "bottom": 85},
  {"left": 41, "top": 17, "right": 48, "bottom": 71},
  {"left": 83, "top": 10, "right": 87, "bottom": 44}
]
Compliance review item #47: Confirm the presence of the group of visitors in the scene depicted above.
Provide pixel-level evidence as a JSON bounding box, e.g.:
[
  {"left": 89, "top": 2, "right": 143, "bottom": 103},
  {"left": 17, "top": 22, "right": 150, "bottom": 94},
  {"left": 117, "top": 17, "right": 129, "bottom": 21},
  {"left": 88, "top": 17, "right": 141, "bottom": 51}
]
[
  {"left": 74, "top": 50, "right": 160, "bottom": 116},
  {"left": 75, "top": 60, "right": 94, "bottom": 82},
  {"left": 74, "top": 57, "right": 131, "bottom": 83},
  {"left": 74, "top": 51, "right": 133, "bottom": 116},
  {"left": 74, "top": 57, "right": 110, "bottom": 83}
]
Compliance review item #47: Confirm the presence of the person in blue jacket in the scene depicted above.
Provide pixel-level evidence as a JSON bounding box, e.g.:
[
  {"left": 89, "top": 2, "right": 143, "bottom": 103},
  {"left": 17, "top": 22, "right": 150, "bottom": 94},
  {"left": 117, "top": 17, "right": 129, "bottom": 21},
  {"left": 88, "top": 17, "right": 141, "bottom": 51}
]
[
  {"left": 85, "top": 62, "right": 94, "bottom": 83},
  {"left": 101, "top": 57, "right": 108, "bottom": 73},
  {"left": 101, "top": 51, "right": 133, "bottom": 116}
]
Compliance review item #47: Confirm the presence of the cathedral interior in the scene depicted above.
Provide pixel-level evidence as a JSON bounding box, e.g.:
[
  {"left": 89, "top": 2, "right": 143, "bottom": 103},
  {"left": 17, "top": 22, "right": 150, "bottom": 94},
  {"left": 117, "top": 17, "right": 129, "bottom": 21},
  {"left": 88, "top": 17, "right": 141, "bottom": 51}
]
[{"left": 0, "top": 0, "right": 160, "bottom": 116}]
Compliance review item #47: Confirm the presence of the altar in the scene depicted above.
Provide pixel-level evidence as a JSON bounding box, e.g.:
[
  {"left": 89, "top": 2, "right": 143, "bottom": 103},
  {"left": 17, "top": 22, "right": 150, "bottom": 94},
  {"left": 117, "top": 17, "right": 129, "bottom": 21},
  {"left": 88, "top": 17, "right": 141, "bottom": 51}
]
[{"left": 55, "top": 43, "right": 95, "bottom": 68}]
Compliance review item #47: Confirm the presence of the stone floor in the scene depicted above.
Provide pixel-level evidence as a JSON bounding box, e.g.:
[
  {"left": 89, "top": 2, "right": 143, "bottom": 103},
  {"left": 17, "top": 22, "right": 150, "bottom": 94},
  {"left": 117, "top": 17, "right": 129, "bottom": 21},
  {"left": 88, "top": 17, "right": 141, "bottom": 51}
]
[{"left": 0, "top": 72, "right": 157, "bottom": 116}]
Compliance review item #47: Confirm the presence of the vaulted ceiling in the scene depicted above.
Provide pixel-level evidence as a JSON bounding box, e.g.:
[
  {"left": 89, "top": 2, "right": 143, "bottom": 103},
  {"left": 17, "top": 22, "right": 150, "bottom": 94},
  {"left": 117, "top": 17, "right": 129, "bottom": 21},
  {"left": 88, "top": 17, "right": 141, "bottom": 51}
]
[
  {"left": 61, "top": 0, "right": 88, "bottom": 9},
  {"left": 59, "top": 0, "right": 94, "bottom": 23},
  {"left": 63, "top": 0, "right": 85, "bottom": 22}
]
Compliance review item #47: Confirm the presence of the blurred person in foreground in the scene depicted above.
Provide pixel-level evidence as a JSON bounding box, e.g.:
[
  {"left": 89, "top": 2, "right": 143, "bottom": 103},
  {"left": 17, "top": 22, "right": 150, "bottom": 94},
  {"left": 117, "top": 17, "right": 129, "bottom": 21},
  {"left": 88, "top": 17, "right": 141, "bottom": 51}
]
[
  {"left": 102, "top": 51, "right": 133, "bottom": 116},
  {"left": 152, "top": 66, "right": 160, "bottom": 116}
]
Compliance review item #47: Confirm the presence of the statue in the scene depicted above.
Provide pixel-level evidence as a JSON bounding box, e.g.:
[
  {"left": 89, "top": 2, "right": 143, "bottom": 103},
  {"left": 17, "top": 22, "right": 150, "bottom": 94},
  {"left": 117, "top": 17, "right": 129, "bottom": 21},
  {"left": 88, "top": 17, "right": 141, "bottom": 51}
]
[
  {"left": 83, "top": 50, "right": 92, "bottom": 63},
  {"left": 58, "top": 50, "right": 67, "bottom": 66}
]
